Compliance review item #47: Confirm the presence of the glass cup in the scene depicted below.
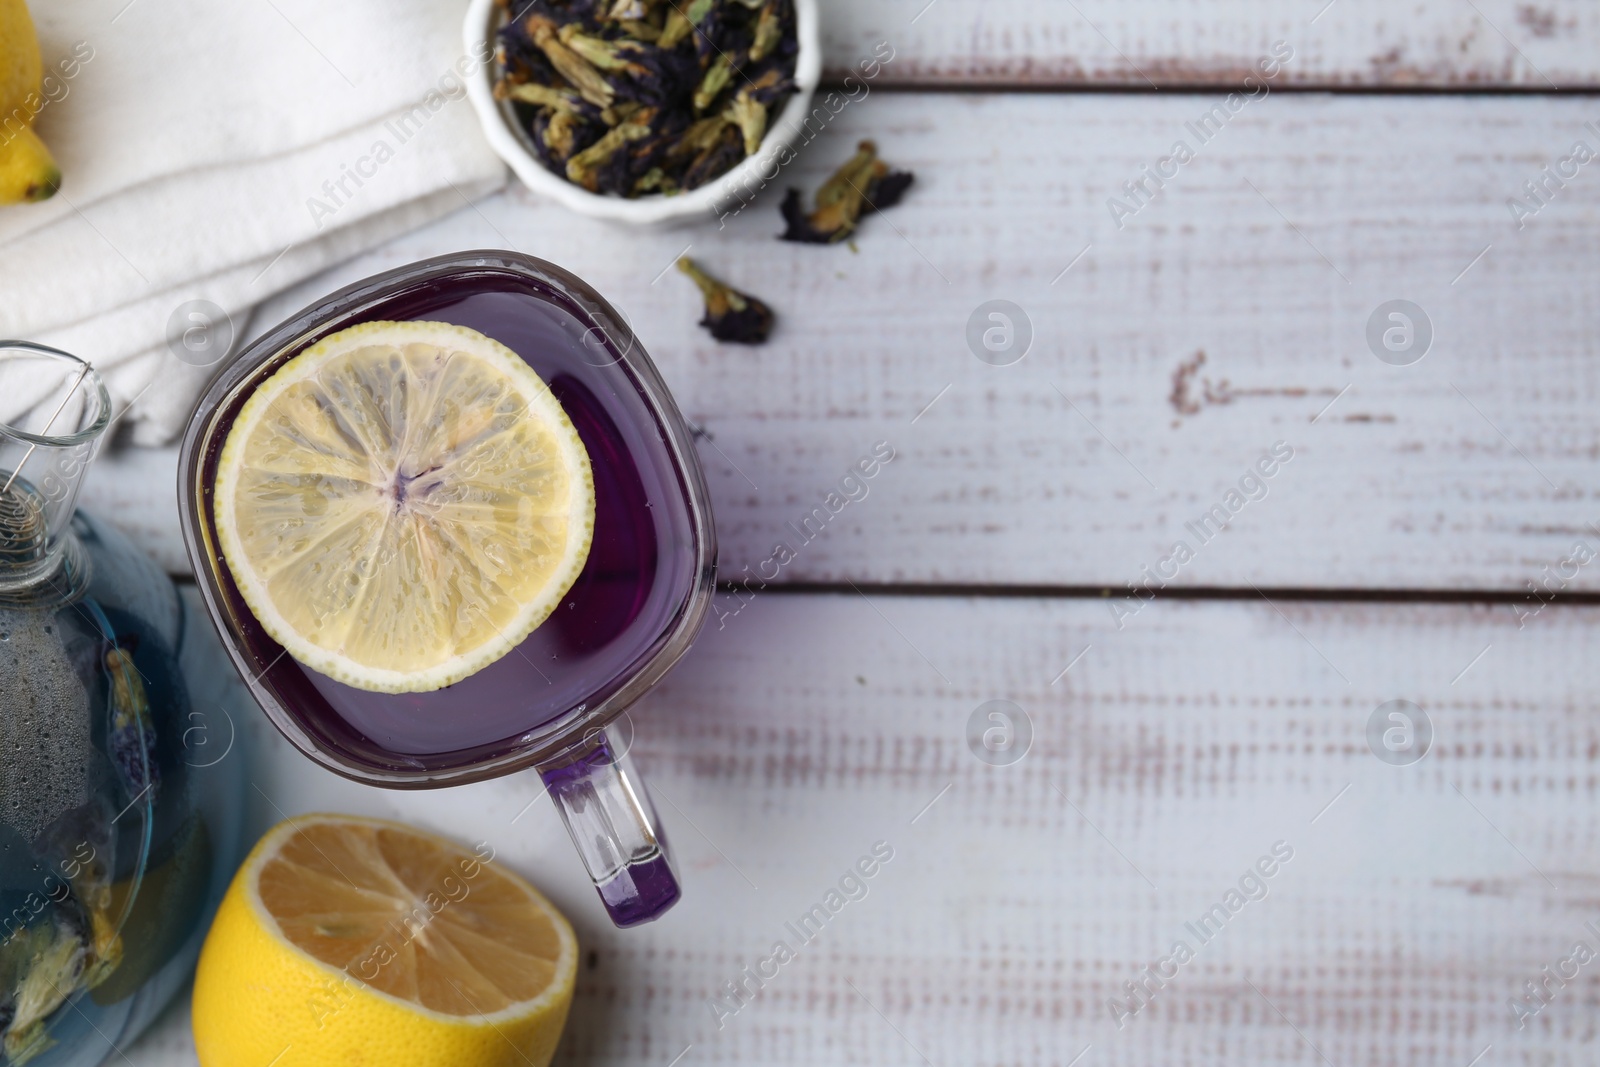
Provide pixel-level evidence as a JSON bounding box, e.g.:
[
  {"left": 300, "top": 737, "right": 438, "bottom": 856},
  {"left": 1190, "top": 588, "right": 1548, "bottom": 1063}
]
[{"left": 177, "top": 251, "right": 716, "bottom": 926}]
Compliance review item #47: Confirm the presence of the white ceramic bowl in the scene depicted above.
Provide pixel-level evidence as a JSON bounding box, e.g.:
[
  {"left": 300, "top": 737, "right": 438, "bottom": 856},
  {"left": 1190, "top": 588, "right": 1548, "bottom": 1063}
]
[{"left": 464, "top": 0, "right": 820, "bottom": 227}]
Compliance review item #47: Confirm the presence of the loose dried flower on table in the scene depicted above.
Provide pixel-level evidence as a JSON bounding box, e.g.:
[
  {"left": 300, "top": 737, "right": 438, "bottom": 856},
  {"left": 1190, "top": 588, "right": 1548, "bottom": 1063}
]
[
  {"left": 677, "top": 257, "right": 775, "bottom": 344},
  {"left": 780, "top": 140, "right": 914, "bottom": 244},
  {"left": 494, "top": 0, "right": 799, "bottom": 198}
]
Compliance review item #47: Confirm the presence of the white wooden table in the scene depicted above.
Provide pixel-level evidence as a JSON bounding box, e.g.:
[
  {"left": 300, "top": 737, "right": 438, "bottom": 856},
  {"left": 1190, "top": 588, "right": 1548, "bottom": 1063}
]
[{"left": 101, "top": 4, "right": 1600, "bottom": 1065}]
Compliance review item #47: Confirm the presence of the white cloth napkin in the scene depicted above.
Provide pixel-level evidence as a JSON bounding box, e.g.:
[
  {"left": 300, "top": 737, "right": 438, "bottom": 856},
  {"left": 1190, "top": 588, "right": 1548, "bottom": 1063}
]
[{"left": 0, "top": 0, "right": 507, "bottom": 444}]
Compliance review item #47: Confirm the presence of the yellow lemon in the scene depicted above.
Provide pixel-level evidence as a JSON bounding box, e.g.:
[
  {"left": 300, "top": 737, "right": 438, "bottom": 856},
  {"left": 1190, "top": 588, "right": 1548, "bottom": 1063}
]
[
  {"left": 192, "top": 814, "right": 578, "bottom": 1067},
  {"left": 213, "top": 320, "right": 595, "bottom": 693},
  {"left": 0, "top": 0, "right": 61, "bottom": 203}
]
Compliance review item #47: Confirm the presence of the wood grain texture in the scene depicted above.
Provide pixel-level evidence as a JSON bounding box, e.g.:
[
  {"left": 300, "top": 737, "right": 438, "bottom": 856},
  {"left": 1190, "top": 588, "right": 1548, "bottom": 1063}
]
[
  {"left": 818, "top": 0, "right": 1600, "bottom": 87},
  {"left": 88, "top": 94, "right": 1600, "bottom": 593},
  {"left": 125, "top": 594, "right": 1600, "bottom": 1066}
]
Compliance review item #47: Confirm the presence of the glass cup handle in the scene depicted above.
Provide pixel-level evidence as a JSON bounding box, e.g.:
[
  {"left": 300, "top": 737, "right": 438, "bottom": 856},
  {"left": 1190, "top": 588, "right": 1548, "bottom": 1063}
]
[{"left": 538, "top": 729, "right": 681, "bottom": 927}]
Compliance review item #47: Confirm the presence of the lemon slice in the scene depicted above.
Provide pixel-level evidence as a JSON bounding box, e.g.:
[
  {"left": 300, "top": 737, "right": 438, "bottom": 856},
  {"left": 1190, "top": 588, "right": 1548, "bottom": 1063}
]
[
  {"left": 193, "top": 814, "right": 578, "bottom": 1067},
  {"left": 213, "top": 320, "right": 594, "bottom": 693}
]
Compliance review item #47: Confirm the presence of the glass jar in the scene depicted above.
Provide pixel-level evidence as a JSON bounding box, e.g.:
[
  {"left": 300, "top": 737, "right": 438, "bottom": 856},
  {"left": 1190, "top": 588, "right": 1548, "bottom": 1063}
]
[{"left": 0, "top": 342, "right": 247, "bottom": 1066}]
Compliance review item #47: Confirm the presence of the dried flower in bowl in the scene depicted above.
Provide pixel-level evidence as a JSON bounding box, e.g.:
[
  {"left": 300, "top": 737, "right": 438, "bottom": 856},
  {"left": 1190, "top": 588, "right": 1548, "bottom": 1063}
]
[
  {"left": 493, "top": 0, "right": 799, "bottom": 198},
  {"left": 677, "top": 257, "right": 775, "bottom": 344},
  {"left": 779, "top": 140, "right": 914, "bottom": 244}
]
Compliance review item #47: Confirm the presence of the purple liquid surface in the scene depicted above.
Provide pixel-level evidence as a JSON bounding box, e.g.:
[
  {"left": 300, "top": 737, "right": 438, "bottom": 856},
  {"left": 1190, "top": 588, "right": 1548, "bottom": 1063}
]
[{"left": 205, "top": 275, "right": 700, "bottom": 775}]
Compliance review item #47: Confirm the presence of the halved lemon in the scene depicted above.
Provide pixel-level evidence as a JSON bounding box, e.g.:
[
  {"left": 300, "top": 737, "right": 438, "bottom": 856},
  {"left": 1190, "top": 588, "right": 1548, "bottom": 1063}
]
[
  {"left": 213, "top": 320, "right": 594, "bottom": 693},
  {"left": 192, "top": 814, "right": 578, "bottom": 1067}
]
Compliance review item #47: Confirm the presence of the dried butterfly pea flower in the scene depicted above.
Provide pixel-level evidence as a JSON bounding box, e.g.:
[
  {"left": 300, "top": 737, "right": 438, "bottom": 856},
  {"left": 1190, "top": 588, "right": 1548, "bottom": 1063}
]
[
  {"left": 717, "top": 65, "right": 788, "bottom": 155},
  {"left": 500, "top": 81, "right": 588, "bottom": 115},
  {"left": 567, "top": 121, "right": 654, "bottom": 191},
  {"left": 498, "top": 25, "right": 562, "bottom": 90},
  {"left": 683, "top": 122, "right": 746, "bottom": 189},
  {"left": 633, "top": 167, "right": 677, "bottom": 195},
  {"left": 493, "top": 0, "right": 798, "bottom": 196},
  {"left": 534, "top": 109, "right": 593, "bottom": 165},
  {"left": 620, "top": 110, "right": 692, "bottom": 185},
  {"left": 665, "top": 114, "right": 732, "bottom": 161},
  {"left": 560, "top": 24, "right": 652, "bottom": 77},
  {"left": 814, "top": 140, "right": 881, "bottom": 206},
  {"left": 659, "top": 0, "right": 715, "bottom": 48},
  {"left": 741, "top": 62, "right": 797, "bottom": 108},
  {"left": 779, "top": 140, "right": 916, "bottom": 244},
  {"left": 749, "top": 0, "right": 782, "bottom": 61},
  {"left": 106, "top": 645, "right": 160, "bottom": 799},
  {"left": 526, "top": 15, "right": 616, "bottom": 108},
  {"left": 657, "top": 11, "right": 693, "bottom": 49},
  {"left": 724, "top": 89, "right": 766, "bottom": 155},
  {"left": 670, "top": 0, "right": 746, "bottom": 67},
  {"left": 693, "top": 52, "right": 737, "bottom": 112},
  {"left": 677, "top": 257, "right": 775, "bottom": 344},
  {"left": 618, "top": 18, "right": 664, "bottom": 42}
]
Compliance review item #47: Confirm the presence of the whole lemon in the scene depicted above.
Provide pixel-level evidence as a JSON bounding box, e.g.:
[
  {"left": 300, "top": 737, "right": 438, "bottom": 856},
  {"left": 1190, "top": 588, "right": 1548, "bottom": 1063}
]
[{"left": 0, "top": 0, "right": 61, "bottom": 203}]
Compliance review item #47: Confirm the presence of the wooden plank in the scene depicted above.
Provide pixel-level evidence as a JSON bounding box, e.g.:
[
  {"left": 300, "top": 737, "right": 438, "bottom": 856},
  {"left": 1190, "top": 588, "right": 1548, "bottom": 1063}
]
[
  {"left": 87, "top": 93, "right": 1600, "bottom": 593},
  {"left": 818, "top": 0, "right": 1600, "bottom": 88},
  {"left": 127, "top": 594, "right": 1600, "bottom": 1065}
]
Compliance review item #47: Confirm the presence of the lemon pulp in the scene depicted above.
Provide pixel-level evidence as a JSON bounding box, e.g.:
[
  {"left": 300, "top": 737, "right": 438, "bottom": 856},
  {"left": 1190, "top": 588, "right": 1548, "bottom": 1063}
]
[{"left": 213, "top": 320, "right": 595, "bottom": 693}]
